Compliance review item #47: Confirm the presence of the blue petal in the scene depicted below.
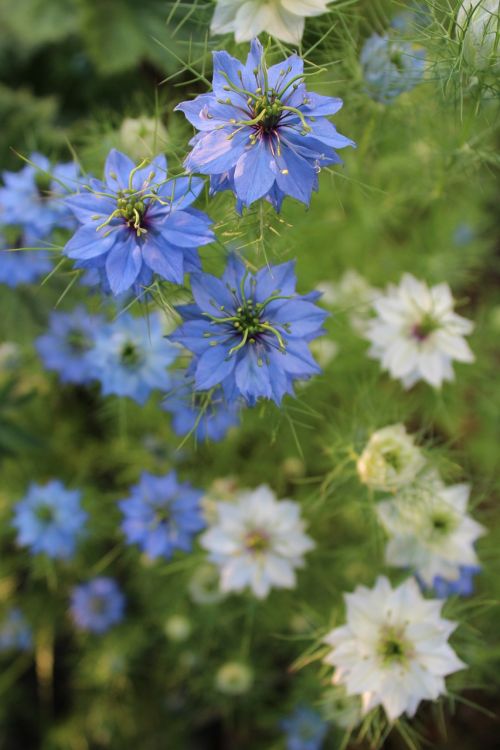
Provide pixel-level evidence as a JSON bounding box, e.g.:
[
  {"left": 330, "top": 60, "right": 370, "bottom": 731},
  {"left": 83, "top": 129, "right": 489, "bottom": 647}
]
[
  {"left": 190, "top": 272, "right": 235, "bottom": 313},
  {"left": 194, "top": 345, "right": 236, "bottom": 390},
  {"left": 105, "top": 234, "right": 143, "bottom": 294},
  {"left": 64, "top": 223, "right": 118, "bottom": 260},
  {"left": 185, "top": 128, "right": 248, "bottom": 175},
  {"left": 233, "top": 141, "right": 277, "bottom": 206},
  {"left": 104, "top": 149, "right": 135, "bottom": 191},
  {"left": 142, "top": 237, "right": 184, "bottom": 284}
]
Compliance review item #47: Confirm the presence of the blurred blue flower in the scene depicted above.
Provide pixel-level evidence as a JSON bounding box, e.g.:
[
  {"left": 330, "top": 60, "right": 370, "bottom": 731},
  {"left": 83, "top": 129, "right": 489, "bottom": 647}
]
[
  {"left": 119, "top": 470, "right": 205, "bottom": 560},
  {"left": 0, "top": 152, "right": 81, "bottom": 245},
  {"left": 360, "top": 33, "right": 425, "bottom": 103},
  {"left": 169, "top": 255, "right": 328, "bottom": 406},
  {"left": 63, "top": 149, "right": 214, "bottom": 296},
  {"left": 163, "top": 375, "right": 241, "bottom": 441},
  {"left": 12, "top": 480, "right": 87, "bottom": 560},
  {"left": 176, "top": 38, "right": 355, "bottom": 212},
  {"left": 0, "top": 232, "right": 52, "bottom": 287},
  {"left": 281, "top": 706, "right": 328, "bottom": 750},
  {"left": 36, "top": 306, "right": 104, "bottom": 385},
  {"left": 70, "top": 578, "right": 125, "bottom": 634},
  {"left": 430, "top": 566, "right": 480, "bottom": 598},
  {"left": 453, "top": 223, "right": 475, "bottom": 246},
  {"left": 0, "top": 608, "right": 32, "bottom": 653},
  {"left": 87, "top": 312, "right": 178, "bottom": 404}
]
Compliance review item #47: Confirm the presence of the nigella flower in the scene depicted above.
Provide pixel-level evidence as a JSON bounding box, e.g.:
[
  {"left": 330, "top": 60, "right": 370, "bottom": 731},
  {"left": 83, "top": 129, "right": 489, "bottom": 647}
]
[
  {"left": 0, "top": 232, "right": 52, "bottom": 287},
  {"left": 210, "top": 0, "right": 333, "bottom": 45},
  {"left": 169, "top": 255, "right": 328, "bottom": 405},
  {"left": 36, "top": 306, "right": 103, "bottom": 385},
  {"left": 163, "top": 374, "right": 241, "bottom": 441},
  {"left": 63, "top": 149, "right": 214, "bottom": 296},
  {"left": 323, "top": 576, "right": 466, "bottom": 721},
  {"left": 0, "top": 608, "right": 32, "bottom": 652},
  {"left": 376, "top": 471, "right": 485, "bottom": 588},
  {"left": 70, "top": 578, "right": 125, "bottom": 634},
  {"left": 365, "top": 273, "right": 475, "bottom": 389},
  {"left": 200, "top": 485, "right": 315, "bottom": 599},
  {"left": 356, "top": 424, "right": 426, "bottom": 491},
  {"left": 280, "top": 706, "right": 328, "bottom": 750},
  {"left": 176, "top": 39, "right": 355, "bottom": 212},
  {"left": 87, "top": 312, "right": 178, "bottom": 404},
  {"left": 0, "top": 152, "right": 81, "bottom": 244},
  {"left": 360, "top": 33, "right": 426, "bottom": 103},
  {"left": 119, "top": 471, "right": 205, "bottom": 560},
  {"left": 12, "top": 480, "right": 87, "bottom": 560}
]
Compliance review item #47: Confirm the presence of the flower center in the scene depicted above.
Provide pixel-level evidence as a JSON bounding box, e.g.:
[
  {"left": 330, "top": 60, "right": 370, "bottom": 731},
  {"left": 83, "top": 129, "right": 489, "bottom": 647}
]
[
  {"left": 377, "top": 625, "right": 411, "bottom": 666},
  {"left": 244, "top": 529, "right": 270, "bottom": 554},
  {"left": 252, "top": 94, "right": 283, "bottom": 132},
  {"left": 34, "top": 171, "right": 52, "bottom": 198},
  {"left": 411, "top": 314, "right": 439, "bottom": 341},
  {"left": 383, "top": 448, "right": 403, "bottom": 472},
  {"left": 66, "top": 328, "right": 90, "bottom": 353},
  {"left": 120, "top": 341, "right": 143, "bottom": 369},
  {"left": 35, "top": 504, "right": 55, "bottom": 524},
  {"left": 90, "top": 596, "right": 107, "bottom": 615},
  {"left": 429, "top": 510, "right": 456, "bottom": 539},
  {"left": 116, "top": 189, "right": 147, "bottom": 234}
]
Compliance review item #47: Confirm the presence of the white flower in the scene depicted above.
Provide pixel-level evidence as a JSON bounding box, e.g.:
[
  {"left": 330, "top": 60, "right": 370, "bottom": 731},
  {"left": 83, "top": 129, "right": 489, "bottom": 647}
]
[
  {"left": 210, "top": 0, "right": 333, "bottom": 44},
  {"left": 188, "top": 563, "right": 226, "bottom": 605},
  {"left": 323, "top": 576, "right": 466, "bottom": 722},
  {"left": 215, "top": 661, "right": 254, "bottom": 694},
  {"left": 365, "top": 273, "right": 474, "bottom": 389},
  {"left": 357, "top": 424, "right": 426, "bottom": 491},
  {"left": 309, "top": 337, "right": 339, "bottom": 367},
  {"left": 200, "top": 485, "right": 315, "bottom": 599},
  {"left": 457, "top": 0, "right": 500, "bottom": 70},
  {"left": 317, "top": 270, "right": 380, "bottom": 335},
  {"left": 376, "top": 472, "right": 485, "bottom": 587}
]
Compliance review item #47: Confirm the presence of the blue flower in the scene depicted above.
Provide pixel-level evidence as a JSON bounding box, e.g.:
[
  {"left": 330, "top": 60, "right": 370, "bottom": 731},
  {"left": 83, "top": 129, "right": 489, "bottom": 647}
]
[
  {"left": 176, "top": 39, "right": 355, "bottom": 212},
  {"left": 0, "top": 152, "right": 81, "bottom": 245},
  {"left": 0, "top": 232, "right": 52, "bottom": 287},
  {"left": 87, "top": 311, "right": 178, "bottom": 404},
  {"left": 360, "top": 34, "right": 426, "bottom": 103},
  {"left": 453, "top": 223, "right": 475, "bottom": 246},
  {"left": 281, "top": 706, "right": 328, "bottom": 750},
  {"left": 0, "top": 608, "right": 32, "bottom": 652},
  {"left": 169, "top": 255, "right": 328, "bottom": 406},
  {"left": 36, "top": 306, "right": 104, "bottom": 385},
  {"left": 70, "top": 578, "right": 125, "bottom": 634},
  {"left": 63, "top": 149, "right": 214, "bottom": 296},
  {"left": 163, "top": 374, "right": 241, "bottom": 441},
  {"left": 12, "top": 480, "right": 87, "bottom": 560},
  {"left": 119, "top": 471, "right": 205, "bottom": 560},
  {"left": 430, "top": 567, "right": 480, "bottom": 598}
]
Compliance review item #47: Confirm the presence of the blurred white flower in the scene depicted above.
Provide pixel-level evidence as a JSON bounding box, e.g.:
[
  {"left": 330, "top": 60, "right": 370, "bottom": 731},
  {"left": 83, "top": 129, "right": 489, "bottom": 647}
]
[
  {"left": 357, "top": 423, "right": 426, "bottom": 491},
  {"left": 365, "top": 273, "right": 474, "bottom": 389},
  {"left": 457, "top": 0, "right": 500, "bottom": 70},
  {"left": 317, "top": 270, "right": 380, "bottom": 335},
  {"left": 210, "top": 0, "right": 333, "bottom": 44},
  {"left": 200, "top": 485, "right": 315, "bottom": 599},
  {"left": 376, "top": 472, "right": 485, "bottom": 587},
  {"left": 215, "top": 661, "right": 253, "bottom": 694},
  {"left": 323, "top": 576, "right": 466, "bottom": 722},
  {"left": 164, "top": 615, "right": 192, "bottom": 642},
  {"left": 0, "top": 342, "right": 20, "bottom": 370},
  {"left": 119, "top": 116, "right": 168, "bottom": 161}
]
